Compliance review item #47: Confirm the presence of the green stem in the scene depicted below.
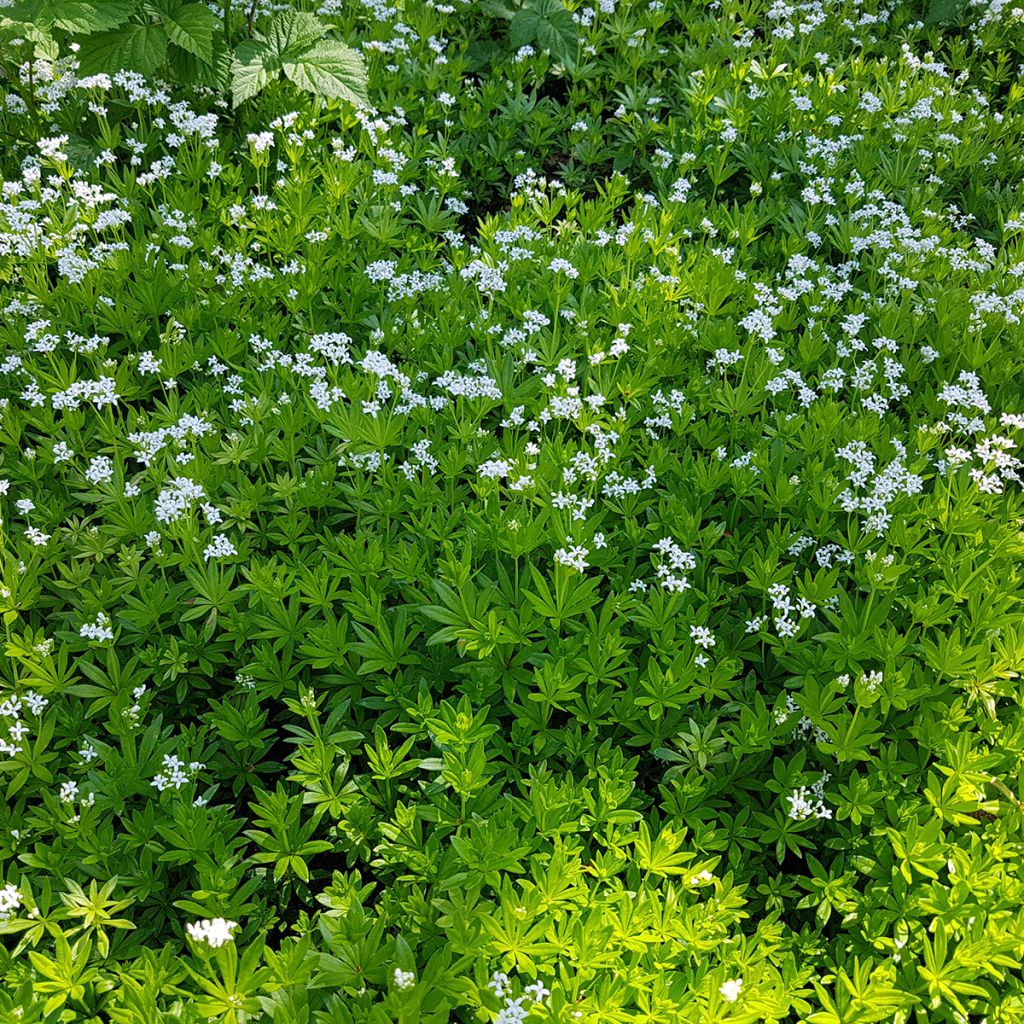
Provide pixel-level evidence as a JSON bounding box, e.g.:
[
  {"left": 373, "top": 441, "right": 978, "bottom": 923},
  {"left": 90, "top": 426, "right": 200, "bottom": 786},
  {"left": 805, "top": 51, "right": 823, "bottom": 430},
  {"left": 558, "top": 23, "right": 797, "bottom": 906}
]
[{"left": 25, "top": 47, "right": 39, "bottom": 127}]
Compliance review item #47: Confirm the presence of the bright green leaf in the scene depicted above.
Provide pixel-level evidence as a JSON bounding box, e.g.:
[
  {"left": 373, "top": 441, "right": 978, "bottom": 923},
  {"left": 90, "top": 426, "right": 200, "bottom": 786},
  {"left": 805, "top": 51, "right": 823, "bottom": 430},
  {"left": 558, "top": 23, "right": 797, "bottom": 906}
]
[{"left": 282, "top": 39, "right": 369, "bottom": 106}]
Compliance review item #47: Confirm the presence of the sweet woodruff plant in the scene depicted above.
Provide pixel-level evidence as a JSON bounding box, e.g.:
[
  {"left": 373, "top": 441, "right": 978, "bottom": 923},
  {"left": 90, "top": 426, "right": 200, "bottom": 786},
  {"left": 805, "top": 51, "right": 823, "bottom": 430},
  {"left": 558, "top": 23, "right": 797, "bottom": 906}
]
[{"left": 1, "top": 0, "right": 1024, "bottom": 1021}]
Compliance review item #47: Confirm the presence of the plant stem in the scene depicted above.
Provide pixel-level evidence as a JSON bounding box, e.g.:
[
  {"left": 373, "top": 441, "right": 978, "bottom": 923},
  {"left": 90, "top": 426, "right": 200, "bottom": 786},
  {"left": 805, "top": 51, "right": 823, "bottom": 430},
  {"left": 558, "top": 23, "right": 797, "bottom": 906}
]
[{"left": 25, "top": 47, "right": 39, "bottom": 127}]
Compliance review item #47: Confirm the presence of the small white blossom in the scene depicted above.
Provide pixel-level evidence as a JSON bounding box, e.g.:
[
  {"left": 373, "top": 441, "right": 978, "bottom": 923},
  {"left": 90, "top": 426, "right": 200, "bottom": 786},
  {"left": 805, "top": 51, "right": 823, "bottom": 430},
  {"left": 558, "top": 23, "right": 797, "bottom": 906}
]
[
  {"left": 203, "top": 534, "right": 237, "bottom": 561},
  {"left": 187, "top": 917, "right": 238, "bottom": 947},
  {"left": 80, "top": 612, "right": 114, "bottom": 643},
  {"left": 0, "top": 883, "right": 21, "bottom": 921},
  {"left": 719, "top": 978, "right": 743, "bottom": 1003}
]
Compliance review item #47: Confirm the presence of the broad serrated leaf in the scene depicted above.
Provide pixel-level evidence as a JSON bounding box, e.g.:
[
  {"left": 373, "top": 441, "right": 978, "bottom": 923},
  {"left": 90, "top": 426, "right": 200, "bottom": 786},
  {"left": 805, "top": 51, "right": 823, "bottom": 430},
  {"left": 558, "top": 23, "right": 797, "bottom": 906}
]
[
  {"left": 78, "top": 22, "right": 168, "bottom": 76},
  {"left": 282, "top": 39, "right": 368, "bottom": 106},
  {"left": 478, "top": 0, "right": 518, "bottom": 18},
  {"left": 926, "top": 0, "right": 966, "bottom": 22},
  {"left": 510, "top": 0, "right": 577, "bottom": 68},
  {"left": 168, "top": 31, "right": 230, "bottom": 87},
  {"left": 231, "top": 38, "right": 274, "bottom": 105},
  {"left": 260, "top": 11, "right": 326, "bottom": 57},
  {"left": 0, "top": 17, "right": 58, "bottom": 57},
  {"left": 8, "top": 0, "right": 136, "bottom": 34},
  {"left": 1, "top": 0, "right": 42, "bottom": 24},
  {"left": 464, "top": 39, "right": 500, "bottom": 73},
  {"left": 63, "top": 134, "right": 99, "bottom": 174},
  {"left": 149, "top": 0, "right": 219, "bottom": 64},
  {"left": 232, "top": 14, "right": 367, "bottom": 108},
  {"left": 58, "top": 0, "right": 137, "bottom": 32}
]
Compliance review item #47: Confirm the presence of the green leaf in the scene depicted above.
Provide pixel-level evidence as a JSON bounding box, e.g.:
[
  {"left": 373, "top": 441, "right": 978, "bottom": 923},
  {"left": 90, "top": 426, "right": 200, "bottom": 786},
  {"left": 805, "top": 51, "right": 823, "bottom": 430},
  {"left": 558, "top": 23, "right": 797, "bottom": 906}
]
[
  {"left": 149, "top": 0, "right": 219, "bottom": 64},
  {"left": 8, "top": 0, "right": 136, "bottom": 34},
  {"left": 231, "top": 38, "right": 274, "bottom": 105},
  {"left": 282, "top": 39, "right": 368, "bottom": 106},
  {"left": 465, "top": 39, "right": 500, "bottom": 73},
  {"left": 509, "top": 0, "right": 577, "bottom": 68},
  {"left": 78, "top": 23, "right": 168, "bottom": 76},
  {"left": 926, "top": 0, "right": 966, "bottom": 23},
  {"left": 63, "top": 133, "right": 99, "bottom": 174},
  {"left": 62, "top": 0, "right": 137, "bottom": 32},
  {"left": 0, "top": 0, "right": 43, "bottom": 25},
  {"left": 478, "top": 0, "right": 518, "bottom": 18},
  {"left": 232, "top": 12, "right": 367, "bottom": 107},
  {"left": 0, "top": 18, "right": 58, "bottom": 58},
  {"left": 167, "top": 30, "right": 230, "bottom": 87},
  {"left": 262, "top": 11, "right": 327, "bottom": 57}
]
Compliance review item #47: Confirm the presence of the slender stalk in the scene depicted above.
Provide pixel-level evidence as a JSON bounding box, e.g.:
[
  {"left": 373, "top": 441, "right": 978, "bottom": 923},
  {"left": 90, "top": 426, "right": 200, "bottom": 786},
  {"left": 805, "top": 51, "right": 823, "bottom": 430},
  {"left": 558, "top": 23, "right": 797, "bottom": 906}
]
[{"left": 25, "top": 47, "right": 39, "bottom": 127}]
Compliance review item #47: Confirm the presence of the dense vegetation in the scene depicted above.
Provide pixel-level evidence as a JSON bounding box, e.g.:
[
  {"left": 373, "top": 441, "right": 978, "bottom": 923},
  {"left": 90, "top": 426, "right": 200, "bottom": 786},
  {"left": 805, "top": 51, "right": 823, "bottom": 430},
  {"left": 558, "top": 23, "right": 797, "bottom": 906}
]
[{"left": 2, "top": 0, "right": 1024, "bottom": 1020}]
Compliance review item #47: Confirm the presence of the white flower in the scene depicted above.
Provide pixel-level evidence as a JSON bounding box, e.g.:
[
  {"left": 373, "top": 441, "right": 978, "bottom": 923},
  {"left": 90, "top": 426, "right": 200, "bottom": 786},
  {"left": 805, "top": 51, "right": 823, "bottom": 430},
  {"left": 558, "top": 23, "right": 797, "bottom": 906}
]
[
  {"left": 394, "top": 967, "right": 415, "bottom": 990},
  {"left": 38, "top": 135, "right": 69, "bottom": 160},
  {"left": 786, "top": 785, "right": 831, "bottom": 821},
  {"left": 0, "top": 883, "right": 21, "bottom": 921},
  {"left": 554, "top": 545, "right": 589, "bottom": 572},
  {"left": 719, "top": 977, "right": 743, "bottom": 1002},
  {"left": 138, "top": 351, "right": 162, "bottom": 375},
  {"left": 203, "top": 534, "right": 237, "bottom": 561},
  {"left": 488, "top": 971, "right": 510, "bottom": 997},
  {"left": 524, "top": 980, "right": 550, "bottom": 1001},
  {"left": 246, "top": 131, "right": 274, "bottom": 153},
  {"left": 155, "top": 477, "right": 205, "bottom": 523},
  {"left": 25, "top": 690, "right": 48, "bottom": 714},
  {"left": 80, "top": 612, "right": 114, "bottom": 642},
  {"left": 548, "top": 258, "right": 579, "bottom": 278},
  {"left": 689, "top": 624, "right": 716, "bottom": 649},
  {"left": 187, "top": 917, "right": 238, "bottom": 948},
  {"left": 152, "top": 753, "right": 204, "bottom": 792},
  {"left": 85, "top": 455, "right": 114, "bottom": 485}
]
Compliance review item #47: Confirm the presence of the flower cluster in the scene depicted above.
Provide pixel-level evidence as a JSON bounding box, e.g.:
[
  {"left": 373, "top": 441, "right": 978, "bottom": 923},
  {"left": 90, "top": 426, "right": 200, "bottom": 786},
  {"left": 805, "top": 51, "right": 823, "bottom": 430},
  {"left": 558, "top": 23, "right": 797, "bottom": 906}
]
[{"left": 186, "top": 918, "right": 238, "bottom": 948}]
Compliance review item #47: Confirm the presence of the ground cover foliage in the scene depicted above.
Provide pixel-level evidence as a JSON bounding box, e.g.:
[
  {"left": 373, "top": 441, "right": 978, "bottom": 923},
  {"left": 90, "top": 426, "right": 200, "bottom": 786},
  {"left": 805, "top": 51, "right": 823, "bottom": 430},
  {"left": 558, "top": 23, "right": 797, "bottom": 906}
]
[{"left": 1, "top": 0, "right": 1024, "bottom": 1020}]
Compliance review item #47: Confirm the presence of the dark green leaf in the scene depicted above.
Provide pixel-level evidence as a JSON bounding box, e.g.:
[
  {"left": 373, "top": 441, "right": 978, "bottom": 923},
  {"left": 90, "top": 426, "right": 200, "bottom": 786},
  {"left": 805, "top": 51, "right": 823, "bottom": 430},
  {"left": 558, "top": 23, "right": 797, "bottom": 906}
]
[
  {"left": 926, "top": 0, "right": 966, "bottom": 22},
  {"left": 167, "top": 30, "right": 230, "bottom": 87},
  {"left": 148, "top": 0, "right": 219, "bottom": 64},
  {"left": 77, "top": 23, "right": 168, "bottom": 76},
  {"left": 478, "top": 0, "right": 519, "bottom": 18},
  {"left": 510, "top": 0, "right": 577, "bottom": 68}
]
